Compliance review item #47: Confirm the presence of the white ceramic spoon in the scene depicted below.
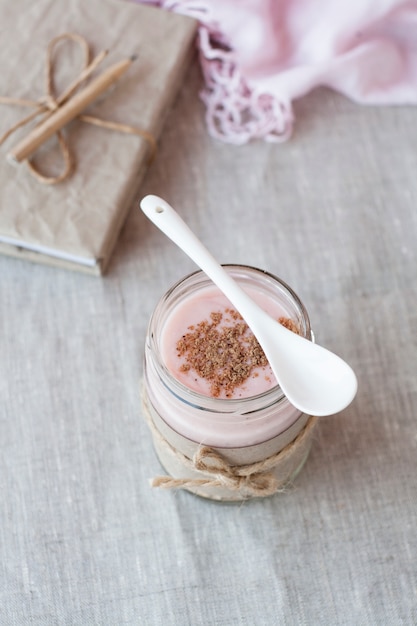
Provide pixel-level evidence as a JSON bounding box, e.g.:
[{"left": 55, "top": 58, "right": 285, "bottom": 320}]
[{"left": 140, "top": 195, "right": 358, "bottom": 416}]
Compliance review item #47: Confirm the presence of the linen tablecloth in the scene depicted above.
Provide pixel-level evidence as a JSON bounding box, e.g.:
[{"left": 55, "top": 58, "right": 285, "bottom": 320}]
[{"left": 1, "top": 59, "right": 416, "bottom": 625}]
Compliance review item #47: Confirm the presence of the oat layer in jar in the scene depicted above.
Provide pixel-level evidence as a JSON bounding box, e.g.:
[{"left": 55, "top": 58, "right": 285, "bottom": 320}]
[{"left": 142, "top": 265, "right": 318, "bottom": 501}]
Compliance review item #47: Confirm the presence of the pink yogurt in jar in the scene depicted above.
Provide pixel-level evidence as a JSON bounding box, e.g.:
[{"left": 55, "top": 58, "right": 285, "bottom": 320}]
[
  {"left": 142, "top": 265, "right": 316, "bottom": 499},
  {"left": 161, "top": 286, "right": 290, "bottom": 399}
]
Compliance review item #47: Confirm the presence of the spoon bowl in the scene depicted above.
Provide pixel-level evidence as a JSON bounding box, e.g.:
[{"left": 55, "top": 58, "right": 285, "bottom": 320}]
[{"left": 140, "top": 195, "right": 358, "bottom": 416}]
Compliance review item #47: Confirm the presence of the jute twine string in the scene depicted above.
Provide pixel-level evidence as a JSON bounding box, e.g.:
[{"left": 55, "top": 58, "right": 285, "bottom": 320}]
[
  {"left": 0, "top": 33, "right": 156, "bottom": 184},
  {"left": 141, "top": 385, "right": 318, "bottom": 498}
]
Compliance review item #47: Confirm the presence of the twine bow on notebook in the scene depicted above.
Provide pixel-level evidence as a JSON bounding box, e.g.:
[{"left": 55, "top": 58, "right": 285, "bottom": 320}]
[{"left": 0, "top": 33, "right": 156, "bottom": 185}]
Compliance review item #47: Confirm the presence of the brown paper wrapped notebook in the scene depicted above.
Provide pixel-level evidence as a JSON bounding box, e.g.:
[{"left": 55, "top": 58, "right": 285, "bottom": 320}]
[{"left": 0, "top": 0, "right": 197, "bottom": 274}]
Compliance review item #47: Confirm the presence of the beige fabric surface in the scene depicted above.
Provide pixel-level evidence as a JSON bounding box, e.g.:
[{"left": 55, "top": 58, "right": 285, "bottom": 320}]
[{"left": 1, "top": 59, "right": 416, "bottom": 625}]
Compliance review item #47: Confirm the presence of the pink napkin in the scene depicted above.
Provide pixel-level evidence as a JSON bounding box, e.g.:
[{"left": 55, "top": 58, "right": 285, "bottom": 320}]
[{"left": 139, "top": 0, "right": 417, "bottom": 143}]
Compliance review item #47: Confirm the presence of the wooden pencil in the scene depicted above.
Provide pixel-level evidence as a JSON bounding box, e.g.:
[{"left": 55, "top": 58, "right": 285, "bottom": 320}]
[{"left": 8, "top": 56, "right": 135, "bottom": 163}]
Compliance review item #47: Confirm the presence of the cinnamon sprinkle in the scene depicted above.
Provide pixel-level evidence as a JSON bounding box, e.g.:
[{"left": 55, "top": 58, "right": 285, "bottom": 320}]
[{"left": 176, "top": 309, "right": 299, "bottom": 398}]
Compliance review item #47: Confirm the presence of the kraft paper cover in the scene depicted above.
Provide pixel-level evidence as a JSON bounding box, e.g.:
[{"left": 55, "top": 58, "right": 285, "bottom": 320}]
[{"left": 0, "top": 0, "right": 197, "bottom": 274}]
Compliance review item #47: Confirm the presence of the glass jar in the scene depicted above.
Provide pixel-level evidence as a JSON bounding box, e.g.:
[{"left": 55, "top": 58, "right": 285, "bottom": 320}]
[{"left": 142, "top": 265, "right": 318, "bottom": 501}]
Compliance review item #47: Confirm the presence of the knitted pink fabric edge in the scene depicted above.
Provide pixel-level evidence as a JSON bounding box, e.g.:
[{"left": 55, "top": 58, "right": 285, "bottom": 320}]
[{"left": 136, "top": 0, "right": 294, "bottom": 144}]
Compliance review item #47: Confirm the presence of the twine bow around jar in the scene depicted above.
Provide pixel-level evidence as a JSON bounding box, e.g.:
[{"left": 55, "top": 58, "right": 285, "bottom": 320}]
[
  {"left": 0, "top": 33, "right": 156, "bottom": 184},
  {"left": 141, "top": 385, "right": 318, "bottom": 500}
]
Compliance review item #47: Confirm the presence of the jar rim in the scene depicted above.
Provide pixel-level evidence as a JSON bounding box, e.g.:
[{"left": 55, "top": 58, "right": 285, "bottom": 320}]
[{"left": 147, "top": 264, "right": 312, "bottom": 415}]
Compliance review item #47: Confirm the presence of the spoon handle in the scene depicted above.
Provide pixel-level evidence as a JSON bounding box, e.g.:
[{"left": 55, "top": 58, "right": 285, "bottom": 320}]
[{"left": 140, "top": 195, "right": 273, "bottom": 330}]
